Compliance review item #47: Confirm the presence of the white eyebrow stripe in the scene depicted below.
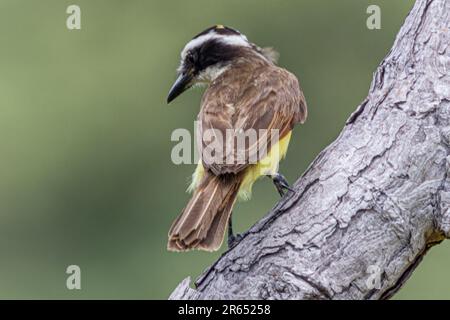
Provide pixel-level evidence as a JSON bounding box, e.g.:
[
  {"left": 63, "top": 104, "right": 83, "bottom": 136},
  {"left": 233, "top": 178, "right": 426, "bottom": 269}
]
[{"left": 181, "top": 33, "right": 250, "bottom": 59}]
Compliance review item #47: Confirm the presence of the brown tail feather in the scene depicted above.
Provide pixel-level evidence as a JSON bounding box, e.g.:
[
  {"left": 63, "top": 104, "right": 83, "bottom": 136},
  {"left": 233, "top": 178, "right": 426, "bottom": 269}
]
[{"left": 168, "top": 172, "right": 242, "bottom": 252}]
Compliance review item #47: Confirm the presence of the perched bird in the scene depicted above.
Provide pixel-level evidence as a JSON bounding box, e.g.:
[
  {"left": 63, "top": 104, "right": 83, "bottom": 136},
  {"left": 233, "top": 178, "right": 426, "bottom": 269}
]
[{"left": 167, "top": 25, "right": 307, "bottom": 252}]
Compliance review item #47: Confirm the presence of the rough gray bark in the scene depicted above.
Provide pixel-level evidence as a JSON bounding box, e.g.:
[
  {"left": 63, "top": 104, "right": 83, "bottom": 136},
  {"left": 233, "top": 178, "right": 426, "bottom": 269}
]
[{"left": 170, "top": 0, "right": 450, "bottom": 300}]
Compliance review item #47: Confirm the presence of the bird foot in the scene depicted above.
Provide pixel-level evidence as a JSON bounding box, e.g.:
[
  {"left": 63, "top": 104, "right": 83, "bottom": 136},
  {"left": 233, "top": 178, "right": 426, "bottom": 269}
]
[
  {"left": 227, "top": 232, "right": 243, "bottom": 248},
  {"left": 272, "top": 173, "right": 294, "bottom": 197}
]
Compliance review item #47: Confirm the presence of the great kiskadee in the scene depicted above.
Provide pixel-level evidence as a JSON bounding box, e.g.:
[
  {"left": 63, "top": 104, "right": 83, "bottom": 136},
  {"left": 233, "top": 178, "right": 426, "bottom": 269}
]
[{"left": 167, "top": 25, "right": 307, "bottom": 252}]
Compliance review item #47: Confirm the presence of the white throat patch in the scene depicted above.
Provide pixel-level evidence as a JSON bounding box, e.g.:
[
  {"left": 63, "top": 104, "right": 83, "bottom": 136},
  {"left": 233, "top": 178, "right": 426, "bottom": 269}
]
[{"left": 197, "top": 64, "right": 230, "bottom": 83}]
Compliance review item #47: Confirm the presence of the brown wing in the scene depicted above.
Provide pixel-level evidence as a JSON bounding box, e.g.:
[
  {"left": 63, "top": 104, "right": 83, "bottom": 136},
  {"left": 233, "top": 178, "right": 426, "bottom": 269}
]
[{"left": 197, "top": 66, "right": 307, "bottom": 175}]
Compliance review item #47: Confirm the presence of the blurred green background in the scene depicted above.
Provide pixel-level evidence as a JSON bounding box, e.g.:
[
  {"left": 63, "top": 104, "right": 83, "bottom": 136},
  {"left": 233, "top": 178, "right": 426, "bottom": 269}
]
[{"left": 0, "top": 0, "right": 447, "bottom": 299}]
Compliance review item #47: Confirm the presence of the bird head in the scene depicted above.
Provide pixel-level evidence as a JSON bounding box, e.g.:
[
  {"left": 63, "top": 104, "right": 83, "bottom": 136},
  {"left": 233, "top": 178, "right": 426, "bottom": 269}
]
[{"left": 167, "top": 25, "right": 278, "bottom": 103}]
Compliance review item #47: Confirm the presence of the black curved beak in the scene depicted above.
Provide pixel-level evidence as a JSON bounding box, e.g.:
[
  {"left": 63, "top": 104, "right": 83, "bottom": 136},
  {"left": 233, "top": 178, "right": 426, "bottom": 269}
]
[{"left": 167, "top": 73, "right": 193, "bottom": 103}]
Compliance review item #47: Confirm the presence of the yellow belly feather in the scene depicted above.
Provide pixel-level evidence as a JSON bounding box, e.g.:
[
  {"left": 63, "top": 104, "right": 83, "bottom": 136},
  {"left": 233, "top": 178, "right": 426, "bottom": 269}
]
[{"left": 188, "top": 131, "right": 292, "bottom": 201}]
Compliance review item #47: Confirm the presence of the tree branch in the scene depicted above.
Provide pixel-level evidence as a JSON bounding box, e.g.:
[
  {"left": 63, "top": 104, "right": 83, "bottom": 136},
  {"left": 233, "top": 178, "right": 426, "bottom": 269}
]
[{"left": 170, "top": 0, "right": 450, "bottom": 300}]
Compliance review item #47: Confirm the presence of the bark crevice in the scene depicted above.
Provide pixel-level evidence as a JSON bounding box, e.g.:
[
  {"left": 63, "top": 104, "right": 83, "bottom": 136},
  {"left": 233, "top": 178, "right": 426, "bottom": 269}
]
[{"left": 169, "top": 0, "right": 450, "bottom": 300}]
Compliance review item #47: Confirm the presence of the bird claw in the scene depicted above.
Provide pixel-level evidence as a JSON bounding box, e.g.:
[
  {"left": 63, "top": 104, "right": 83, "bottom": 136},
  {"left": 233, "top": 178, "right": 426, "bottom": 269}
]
[
  {"left": 272, "top": 173, "right": 294, "bottom": 197},
  {"left": 227, "top": 233, "right": 243, "bottom": 248}
]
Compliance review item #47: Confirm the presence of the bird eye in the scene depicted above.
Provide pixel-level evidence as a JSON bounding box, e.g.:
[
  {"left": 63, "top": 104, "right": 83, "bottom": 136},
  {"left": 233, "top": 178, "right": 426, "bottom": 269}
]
[{"left": 186, "top": 52, "right": 195, "bottom": 64}]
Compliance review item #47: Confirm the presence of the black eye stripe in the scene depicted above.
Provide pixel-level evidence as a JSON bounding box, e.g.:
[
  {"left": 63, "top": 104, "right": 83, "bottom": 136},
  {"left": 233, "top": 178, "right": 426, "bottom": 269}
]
[{"left": 189, "top": 39, "right": 242, "bottom": 72}]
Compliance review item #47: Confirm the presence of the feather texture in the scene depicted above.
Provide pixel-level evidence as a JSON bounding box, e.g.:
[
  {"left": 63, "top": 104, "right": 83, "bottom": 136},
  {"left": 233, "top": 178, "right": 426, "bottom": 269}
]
[
  {"left": 168, "top": 172, "right": 241, "bottom": 251},
  {"left": 168, "top": 49, "right": 307, "bottom": 251}
]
